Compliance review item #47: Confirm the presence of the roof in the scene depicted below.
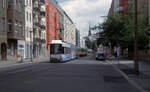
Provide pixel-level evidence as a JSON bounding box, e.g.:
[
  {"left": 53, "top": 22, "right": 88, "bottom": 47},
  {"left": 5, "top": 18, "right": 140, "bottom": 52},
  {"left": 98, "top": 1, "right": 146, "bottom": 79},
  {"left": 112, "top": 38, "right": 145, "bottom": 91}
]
[{"left": 51, "top": 40, "right": 63, "bottom": 44}]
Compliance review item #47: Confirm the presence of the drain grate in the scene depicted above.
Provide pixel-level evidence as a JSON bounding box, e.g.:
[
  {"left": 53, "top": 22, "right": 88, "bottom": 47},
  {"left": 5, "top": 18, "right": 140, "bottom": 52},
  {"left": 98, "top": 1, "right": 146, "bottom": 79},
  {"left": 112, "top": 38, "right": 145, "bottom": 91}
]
[{"left": 103, "top": 75, "right": 127, "bottom": 83}]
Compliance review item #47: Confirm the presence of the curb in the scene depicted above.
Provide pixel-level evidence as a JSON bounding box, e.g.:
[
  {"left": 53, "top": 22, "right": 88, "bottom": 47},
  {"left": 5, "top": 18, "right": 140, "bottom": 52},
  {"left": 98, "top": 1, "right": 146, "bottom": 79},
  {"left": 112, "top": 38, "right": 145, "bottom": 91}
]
[
  {"left": 106, "top": 60, "right": 148, "bottom": 92},
  {"left": 0, "top": 58, "right": 49, "bottom": 69}
]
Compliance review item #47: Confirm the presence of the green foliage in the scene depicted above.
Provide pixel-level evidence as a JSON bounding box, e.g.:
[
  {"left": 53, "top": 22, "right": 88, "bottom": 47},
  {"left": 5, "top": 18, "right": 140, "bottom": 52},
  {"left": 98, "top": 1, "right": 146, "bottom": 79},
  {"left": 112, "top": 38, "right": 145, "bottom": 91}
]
[
  {"left": 85, "top": 37, "right": 92, "bottom": 49},
  {"left": 97, "top": 15, "right": 125, "bottom": 48},
  {"left": 92, "top": 4, "right": 149, "bottom": 51},
  {"left": 85, "top": 37, "right": 97, "bottom": 51}
]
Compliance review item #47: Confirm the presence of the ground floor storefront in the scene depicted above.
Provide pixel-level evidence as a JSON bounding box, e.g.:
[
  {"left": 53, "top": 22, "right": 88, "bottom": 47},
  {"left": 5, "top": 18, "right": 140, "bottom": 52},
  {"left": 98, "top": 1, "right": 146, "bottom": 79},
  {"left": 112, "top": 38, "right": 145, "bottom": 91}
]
[
  {"left": 0, "top": 41, "right": 7, "bottom": 60},
  {"left": 33, "top": 43, "right": 46, "bottom": 58}
]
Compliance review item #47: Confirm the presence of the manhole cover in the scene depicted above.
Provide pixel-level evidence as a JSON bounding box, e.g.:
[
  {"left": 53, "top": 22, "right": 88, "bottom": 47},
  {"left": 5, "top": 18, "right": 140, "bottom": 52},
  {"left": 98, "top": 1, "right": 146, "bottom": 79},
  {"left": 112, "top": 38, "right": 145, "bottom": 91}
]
[{"left": 103, "top": 75, "right": 127, "bottom": 83}]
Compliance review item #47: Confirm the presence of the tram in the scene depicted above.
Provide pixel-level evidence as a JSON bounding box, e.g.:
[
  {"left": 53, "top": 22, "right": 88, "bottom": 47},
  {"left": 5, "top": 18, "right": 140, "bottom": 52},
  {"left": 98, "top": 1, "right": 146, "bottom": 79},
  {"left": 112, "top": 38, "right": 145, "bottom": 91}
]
[{"left": 50, "top": 40, "right": 76, "bottom": 63}]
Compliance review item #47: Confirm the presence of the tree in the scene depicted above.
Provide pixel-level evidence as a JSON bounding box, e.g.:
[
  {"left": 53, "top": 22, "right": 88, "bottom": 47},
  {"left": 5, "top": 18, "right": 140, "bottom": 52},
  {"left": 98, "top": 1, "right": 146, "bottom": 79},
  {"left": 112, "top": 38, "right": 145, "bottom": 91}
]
[
  {"left": 85, "top": 37, "right": 92, "bottom": 49},
  {"left": 85, "top": 37, "right": 97, "bottom": 51},
  {"left": 92, "top": 3, "right": 148, "bottom": 51},
  {"left": 96, "top": 15, "right": 125, "bottom": 48}
]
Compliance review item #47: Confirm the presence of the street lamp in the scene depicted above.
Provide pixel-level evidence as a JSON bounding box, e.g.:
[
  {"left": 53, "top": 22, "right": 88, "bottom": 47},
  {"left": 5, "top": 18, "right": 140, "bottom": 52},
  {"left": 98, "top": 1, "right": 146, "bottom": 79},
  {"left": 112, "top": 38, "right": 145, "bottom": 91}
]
[{"left": 30, "top": 30, "right": 33, "bottom": 62}]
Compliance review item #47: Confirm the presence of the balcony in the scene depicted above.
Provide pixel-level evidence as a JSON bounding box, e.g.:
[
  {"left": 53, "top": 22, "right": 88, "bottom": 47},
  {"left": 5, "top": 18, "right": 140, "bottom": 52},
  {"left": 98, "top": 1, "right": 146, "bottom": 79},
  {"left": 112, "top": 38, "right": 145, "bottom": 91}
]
[
  {"left": 40, "top": 6, "right": 45, "bottom": 17},
  {"left": 33, "top": 19, "right": 41, "bottom": 26},
  {"left": 7, "top": 31, "right": 24, "bottom": 40},
  {"left": 40, "top": 23, "right": 45, "bottom": 30}
]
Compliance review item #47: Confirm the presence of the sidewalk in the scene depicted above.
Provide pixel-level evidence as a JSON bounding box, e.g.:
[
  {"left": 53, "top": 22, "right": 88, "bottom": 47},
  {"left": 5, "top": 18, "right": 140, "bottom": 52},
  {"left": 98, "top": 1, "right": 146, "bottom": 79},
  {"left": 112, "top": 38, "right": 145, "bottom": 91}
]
[
  {"left": 108, "top": 60, "right": 150, "bottom": 92},
  {"left": 0, "top": 57, "right": 50, "bottom": 68}
]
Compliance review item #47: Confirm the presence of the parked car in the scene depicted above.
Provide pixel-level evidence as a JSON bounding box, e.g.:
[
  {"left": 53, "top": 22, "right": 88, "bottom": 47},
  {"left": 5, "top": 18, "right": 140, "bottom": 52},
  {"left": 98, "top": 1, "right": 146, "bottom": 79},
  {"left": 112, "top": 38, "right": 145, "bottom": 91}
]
[{"left": 95, "top": 52, "right": 106, "bottom": 60}]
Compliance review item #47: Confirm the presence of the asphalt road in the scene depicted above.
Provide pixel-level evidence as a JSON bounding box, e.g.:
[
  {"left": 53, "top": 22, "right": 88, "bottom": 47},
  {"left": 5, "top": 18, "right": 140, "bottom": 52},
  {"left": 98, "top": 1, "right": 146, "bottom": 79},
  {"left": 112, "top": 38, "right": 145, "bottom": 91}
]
[{"left": 0, "top": 55, "right": 140, "bottom": 92}]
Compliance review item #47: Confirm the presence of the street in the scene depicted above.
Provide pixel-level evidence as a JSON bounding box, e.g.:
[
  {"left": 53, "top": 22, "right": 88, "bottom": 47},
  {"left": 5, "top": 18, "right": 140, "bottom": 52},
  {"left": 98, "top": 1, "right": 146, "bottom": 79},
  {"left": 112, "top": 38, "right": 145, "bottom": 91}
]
[{"left": 0, "top": 54, "right": 140, "bottom": 92}]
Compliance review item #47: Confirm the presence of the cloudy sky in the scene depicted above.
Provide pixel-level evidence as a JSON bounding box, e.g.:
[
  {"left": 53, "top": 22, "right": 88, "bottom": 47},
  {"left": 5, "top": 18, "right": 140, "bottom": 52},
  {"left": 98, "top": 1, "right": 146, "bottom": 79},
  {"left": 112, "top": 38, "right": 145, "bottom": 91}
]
[{"left": 57, "top": 0, "right": 112, "bottom": 37}]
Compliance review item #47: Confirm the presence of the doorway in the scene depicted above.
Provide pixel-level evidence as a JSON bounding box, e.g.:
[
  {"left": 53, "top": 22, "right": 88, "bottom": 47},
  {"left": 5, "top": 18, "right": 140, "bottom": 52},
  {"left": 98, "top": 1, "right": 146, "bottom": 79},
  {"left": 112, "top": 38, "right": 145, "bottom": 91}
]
[{"left": 1, "top": 43, "right": 7, "bottom": 60}]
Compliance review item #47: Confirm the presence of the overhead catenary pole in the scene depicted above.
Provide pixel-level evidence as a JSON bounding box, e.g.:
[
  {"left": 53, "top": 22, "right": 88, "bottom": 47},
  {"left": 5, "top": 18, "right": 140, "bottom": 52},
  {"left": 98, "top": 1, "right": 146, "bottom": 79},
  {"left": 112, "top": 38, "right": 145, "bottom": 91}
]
[
  {"left": 30, "top": 31, "right": 33, "bottom": 62},
  {"left": 134, "top": 0, "right": 139, "bottom": 74}
]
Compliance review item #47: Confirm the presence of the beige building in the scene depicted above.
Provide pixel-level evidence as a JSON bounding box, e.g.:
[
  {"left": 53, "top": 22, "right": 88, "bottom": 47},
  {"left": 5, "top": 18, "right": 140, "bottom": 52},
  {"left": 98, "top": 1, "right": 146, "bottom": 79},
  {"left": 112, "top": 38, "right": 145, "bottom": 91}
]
[
  {"left": 32, "top": 0, "right": 46, "bottom": 58},
  {"left": 0, "top": 0, "right": 7, "bottom": 60},
  {"left": 63, "top": 11, "right": 76, "bottom": 45},
  {"left": 24, "top": 0, "right": 33, "bottom": 59}
]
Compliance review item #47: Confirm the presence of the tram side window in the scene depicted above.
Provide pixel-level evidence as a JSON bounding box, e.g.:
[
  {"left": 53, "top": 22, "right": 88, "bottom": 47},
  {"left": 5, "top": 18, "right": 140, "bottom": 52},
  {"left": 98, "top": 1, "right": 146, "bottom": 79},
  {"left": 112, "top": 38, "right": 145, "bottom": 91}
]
[{"left": 64, "top": 47, "right": 70, "bottom": 54}]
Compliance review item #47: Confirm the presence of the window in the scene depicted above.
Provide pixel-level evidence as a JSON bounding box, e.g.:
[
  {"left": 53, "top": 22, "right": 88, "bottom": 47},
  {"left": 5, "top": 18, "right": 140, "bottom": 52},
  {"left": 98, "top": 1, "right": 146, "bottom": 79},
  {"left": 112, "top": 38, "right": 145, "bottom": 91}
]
[
  {"left": 30, "top": 13, "right": 32, "bottom": 22},
  {"left": 18, "top": 1, "right": 21, "bottom": 12},
  {"left": 26, "top": 27, "right": 29, "bottom": 37},
  {"left": 26, "top": 0, "right": 28, "bottom": 5},
  {"left": 2, "top": 18, "right": 5, "bottom": 32},
  {"left": 15, "top": 20, "right": 18, "bottom": 32},
  {"left": 8, "top": 19, "right": 12, "bottom": 32},
  {"left": 26, "top": 12, "right": 28, "bottom": 21},
  {"left": 29, "top": 0, "right": 31, "bottom": 6},
  {"left": 50, "top": 44, "right": 63, "bottom": 54},
  {"left": 2, "top": 0, "right": 5, "bottom": 8},
  {"left": 14, "top": 0, "right": 16, "bottom": 10}
]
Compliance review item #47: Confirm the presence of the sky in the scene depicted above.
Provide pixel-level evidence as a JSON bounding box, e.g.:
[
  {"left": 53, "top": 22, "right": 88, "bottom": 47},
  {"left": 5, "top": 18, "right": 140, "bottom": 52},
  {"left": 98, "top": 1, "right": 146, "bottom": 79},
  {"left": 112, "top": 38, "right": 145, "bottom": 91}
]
[{"left": 57, "top": 0, "right": 112, "bottom": 37}]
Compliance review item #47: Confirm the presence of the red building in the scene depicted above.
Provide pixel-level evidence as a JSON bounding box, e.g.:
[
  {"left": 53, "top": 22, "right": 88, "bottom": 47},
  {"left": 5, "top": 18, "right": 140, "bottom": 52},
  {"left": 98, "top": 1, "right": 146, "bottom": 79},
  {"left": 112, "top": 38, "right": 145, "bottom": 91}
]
[
  {"left": 45, "top": 0, "right": 59, "bottom": 53},
  {"left": 119, "top": 0, "right": 128, "bottom": 15}
]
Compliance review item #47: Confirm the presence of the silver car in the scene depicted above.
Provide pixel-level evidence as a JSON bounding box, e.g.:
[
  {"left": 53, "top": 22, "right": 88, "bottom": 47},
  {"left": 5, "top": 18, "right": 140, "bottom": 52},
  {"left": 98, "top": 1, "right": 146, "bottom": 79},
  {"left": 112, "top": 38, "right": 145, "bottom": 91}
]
[{"left": 95, "top": 52, "right": 106, "bottom": 60}]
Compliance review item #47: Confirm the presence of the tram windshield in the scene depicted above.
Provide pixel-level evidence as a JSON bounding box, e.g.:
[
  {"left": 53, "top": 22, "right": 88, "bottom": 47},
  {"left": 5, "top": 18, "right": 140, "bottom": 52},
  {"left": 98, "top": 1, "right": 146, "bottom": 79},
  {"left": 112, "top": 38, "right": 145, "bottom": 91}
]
[{"left": 50, "top": 44, "right": 63, "bottom": 54}]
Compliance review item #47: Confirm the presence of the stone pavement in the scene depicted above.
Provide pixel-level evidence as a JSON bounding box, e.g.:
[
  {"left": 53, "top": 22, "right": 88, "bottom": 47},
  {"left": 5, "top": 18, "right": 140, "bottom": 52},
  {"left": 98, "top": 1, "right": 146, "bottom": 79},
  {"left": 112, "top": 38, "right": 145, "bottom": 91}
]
[
  {"left": 0, "top": 57, "right": 49, "bottom": 68},
  {"left": 108, "top": 60, "right": 150, "bottom": 92}
]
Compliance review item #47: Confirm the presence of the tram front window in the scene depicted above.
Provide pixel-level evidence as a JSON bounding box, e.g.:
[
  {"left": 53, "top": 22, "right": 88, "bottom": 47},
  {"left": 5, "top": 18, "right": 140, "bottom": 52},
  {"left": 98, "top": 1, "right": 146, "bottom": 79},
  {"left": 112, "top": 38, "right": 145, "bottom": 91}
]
[{"left": 50, "top": 44, "right": 63, "bottom": 54}]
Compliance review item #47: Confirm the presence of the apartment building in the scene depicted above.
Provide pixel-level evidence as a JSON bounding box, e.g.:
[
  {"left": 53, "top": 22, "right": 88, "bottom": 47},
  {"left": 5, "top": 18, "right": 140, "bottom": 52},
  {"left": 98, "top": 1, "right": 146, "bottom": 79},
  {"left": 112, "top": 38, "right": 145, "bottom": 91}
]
[
  {"left": 32, "top": 0, "right": 46, "bottom": 58},
  {"left": 0, "top": 0, "right": 7, "bottom": 60},
  {"left": 56, "top": 4, "right": 64, "bottom": 40},
  {"left": 45, "top": 0, "right": 59, "bottom": 55},
  {"left": 108, "top": 0, "right": 114, "bottom": 16},
  {"left": 40, "top": 3, "right": 46, "bottom": 57},
  {"left": 109, "top": 0, "right": 128, "bottom": 16},
  {"left": 63, "top": 11, "right": 76, "bottom": 45},
  {"left": 24, "top": 0, "right": 33, "bottom": 59},
  {"left": 7, "top": 0, "right": 25, "bottom": 59},
  {"left": 76, "top": 29, "right": 80, "bottom": 47},
  {"left": 137, "top": 0, "right": 149, "bottom": 24}
]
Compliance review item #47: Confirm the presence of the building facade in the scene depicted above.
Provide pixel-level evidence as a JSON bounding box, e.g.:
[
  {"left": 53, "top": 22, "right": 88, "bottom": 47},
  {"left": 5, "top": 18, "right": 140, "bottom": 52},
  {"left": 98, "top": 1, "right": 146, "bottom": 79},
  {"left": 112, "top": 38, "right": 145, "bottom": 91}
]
[
  {"left": 32, "top": 0, "right": 46, "bottom": 58},
  {"left": 76, "top": 29, "right": 80, "bottom": 47},
  {"left": 137, "top": 0, "right": 149, "bottom": 24},
  {"left": 0, "top": 0, "right": 7, "bottom": 60},
  {"left": 56, "top": 4, "right": 64, "bottom": 40},
  {"left": 109, "top": 0, "right": 128, "bottom": 16},
  {"left": 119, "top": 0, "right": 128, "bottom": 15},
  {"left": 80, "top": 36, "right": 86, "bottom": 49},
  {"left": 63, "top": 12, "right": 76, "bottom": 45},
  {"left": 24, "top": 0, "right": 33, "bottom": 59},
  {"left": 7, "top": 0, "right": 25, "bottom": 60},
  {"left": 45, "top": 0, "right": 59, "bottom": 55},
  {"left": 40, "top": 4, "right": 46, "bottom": 57}
]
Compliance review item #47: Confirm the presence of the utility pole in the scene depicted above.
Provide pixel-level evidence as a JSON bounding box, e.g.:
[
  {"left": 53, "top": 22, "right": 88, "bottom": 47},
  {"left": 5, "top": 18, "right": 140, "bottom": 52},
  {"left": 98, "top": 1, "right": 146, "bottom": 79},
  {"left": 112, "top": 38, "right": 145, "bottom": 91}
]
[{"left": 134, "top": 0, "right": 139, "bottom": 74}]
